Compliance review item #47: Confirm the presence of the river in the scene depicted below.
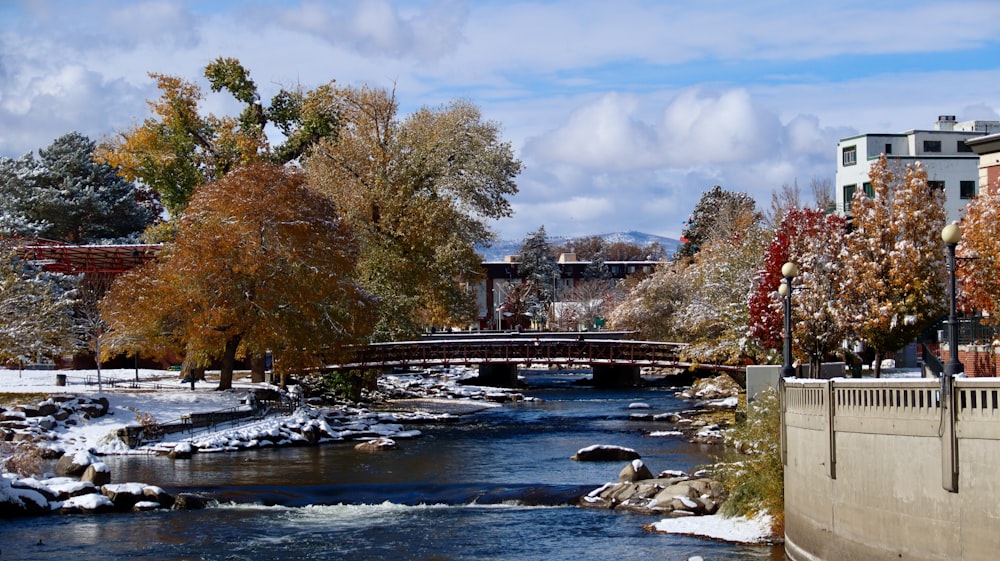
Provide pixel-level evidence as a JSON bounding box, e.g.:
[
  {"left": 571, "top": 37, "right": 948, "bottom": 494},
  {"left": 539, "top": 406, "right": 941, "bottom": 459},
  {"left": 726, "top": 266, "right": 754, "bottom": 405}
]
[{"left": 3, "top": 370, "right": 784, "bottom": 561}]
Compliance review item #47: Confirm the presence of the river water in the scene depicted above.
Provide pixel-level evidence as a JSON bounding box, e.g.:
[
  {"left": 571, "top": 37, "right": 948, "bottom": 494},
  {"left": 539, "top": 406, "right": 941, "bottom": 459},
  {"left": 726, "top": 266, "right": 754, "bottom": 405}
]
[{"left": 4, "top": 371, "right": 784, "bottom": 561}]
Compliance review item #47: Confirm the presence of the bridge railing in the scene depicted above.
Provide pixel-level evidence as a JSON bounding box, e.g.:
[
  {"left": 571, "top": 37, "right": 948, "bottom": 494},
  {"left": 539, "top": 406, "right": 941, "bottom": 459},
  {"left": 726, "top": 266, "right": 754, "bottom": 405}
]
[{"left": 330, "top": 337, "right": 689, "bottom": 370}]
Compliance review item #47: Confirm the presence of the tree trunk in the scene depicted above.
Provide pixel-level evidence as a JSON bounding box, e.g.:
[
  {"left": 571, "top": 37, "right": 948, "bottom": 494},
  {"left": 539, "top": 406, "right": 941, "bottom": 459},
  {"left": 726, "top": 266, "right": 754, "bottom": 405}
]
[
  {"left": 250, "top": 353, "right": 266, "bottom": 383},
  {"left": 217, "top": 335, "right": 241, "bottom": 390},
  {"left": 873, "top": 350, "right": 883, "bottom": 378}
]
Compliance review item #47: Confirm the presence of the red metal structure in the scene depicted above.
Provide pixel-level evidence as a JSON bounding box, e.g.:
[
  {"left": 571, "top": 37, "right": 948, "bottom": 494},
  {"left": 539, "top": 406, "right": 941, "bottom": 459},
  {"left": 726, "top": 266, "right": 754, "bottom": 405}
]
[{"left": 15, "top": 241, "right": 161, "bottom": 276}]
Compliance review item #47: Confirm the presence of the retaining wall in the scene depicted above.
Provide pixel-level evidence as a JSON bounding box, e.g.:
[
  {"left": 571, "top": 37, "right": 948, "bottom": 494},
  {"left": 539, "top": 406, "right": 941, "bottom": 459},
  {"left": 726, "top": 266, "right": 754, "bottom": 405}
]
[{"left": 783, "top": 377, "right": 1000, "bottom": 561}]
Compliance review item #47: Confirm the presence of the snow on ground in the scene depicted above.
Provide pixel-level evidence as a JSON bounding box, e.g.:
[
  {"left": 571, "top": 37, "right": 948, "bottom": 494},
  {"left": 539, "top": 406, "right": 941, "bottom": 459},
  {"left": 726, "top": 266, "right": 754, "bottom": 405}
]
[
  {"left": 2, "top": 368, "right": 256, "bottom": 454},
  {"left": 650, "top": 513, "right": 776, "bottom": 544}
]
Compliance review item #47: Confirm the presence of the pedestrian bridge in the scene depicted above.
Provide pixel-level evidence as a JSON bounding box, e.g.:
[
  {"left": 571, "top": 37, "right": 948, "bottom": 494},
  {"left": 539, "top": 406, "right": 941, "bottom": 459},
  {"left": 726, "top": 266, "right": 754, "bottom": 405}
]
[{"left": 328, "top": 332, "right": 737, "bottom": 387}]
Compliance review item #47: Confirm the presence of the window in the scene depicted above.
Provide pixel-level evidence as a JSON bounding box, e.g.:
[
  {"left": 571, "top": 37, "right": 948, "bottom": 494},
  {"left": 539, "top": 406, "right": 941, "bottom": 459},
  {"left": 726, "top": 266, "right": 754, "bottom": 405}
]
[
  {"left": 844, "top": 184, "right": 857, "bottom": 211},
  {"left": 885, "top": 143, "right": 893, "bottom": 155},
  {"left": 923, "top": 140, "right": 942, "bottom": 153},
  {"left": 961, "top": 180, "right": 977, "bottom": 199},
  {"left": 842, "top": 145, "right": 857, "bottom": 166},
  {"left": 863, "top": 182, "right": 874, "bottom": 197},
  {"left": 958, "top": 141, "right": 973, "bottom": 153},
  {"left": 929, "top": 180, "right": 945, "bottom": 192}
]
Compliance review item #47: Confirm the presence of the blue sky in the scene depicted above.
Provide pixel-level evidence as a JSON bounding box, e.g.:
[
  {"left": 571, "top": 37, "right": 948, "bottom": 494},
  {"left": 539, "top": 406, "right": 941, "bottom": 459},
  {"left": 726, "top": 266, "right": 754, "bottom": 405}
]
[{"left": 2, "top": 0, "right": 999, "bottom": 241}]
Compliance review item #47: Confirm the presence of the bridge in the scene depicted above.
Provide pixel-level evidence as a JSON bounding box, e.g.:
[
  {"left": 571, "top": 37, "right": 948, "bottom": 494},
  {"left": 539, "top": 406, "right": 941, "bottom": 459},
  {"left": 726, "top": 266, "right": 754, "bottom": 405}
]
[{"left": 329, "top": 332, "right": 740, "bottom": 387}]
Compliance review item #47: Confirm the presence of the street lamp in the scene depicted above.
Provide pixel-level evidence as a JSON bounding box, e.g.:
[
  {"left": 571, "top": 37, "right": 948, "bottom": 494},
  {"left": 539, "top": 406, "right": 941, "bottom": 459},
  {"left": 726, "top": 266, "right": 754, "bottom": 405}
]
[
  {"left": 778, "top": 261, "right": 799, "bottom": 378},
  {"left": 941, "top": 223, "right": 964, "bottom": 377}
]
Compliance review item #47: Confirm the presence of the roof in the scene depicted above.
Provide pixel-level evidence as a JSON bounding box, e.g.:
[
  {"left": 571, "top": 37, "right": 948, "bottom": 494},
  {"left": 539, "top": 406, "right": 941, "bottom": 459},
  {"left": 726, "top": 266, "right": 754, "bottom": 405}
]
[{"left": 16, "top": 243, "right": 162, "bottom": 274}]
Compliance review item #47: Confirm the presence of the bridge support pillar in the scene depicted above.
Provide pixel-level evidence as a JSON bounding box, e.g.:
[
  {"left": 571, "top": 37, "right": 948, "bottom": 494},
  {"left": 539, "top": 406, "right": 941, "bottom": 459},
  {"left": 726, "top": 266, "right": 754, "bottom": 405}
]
[
  {"left": 476, "top": 363, "right": 519, "bottom": 387},
  {"left": 592, "top": 365, "right": 642, "bottom": 388}
]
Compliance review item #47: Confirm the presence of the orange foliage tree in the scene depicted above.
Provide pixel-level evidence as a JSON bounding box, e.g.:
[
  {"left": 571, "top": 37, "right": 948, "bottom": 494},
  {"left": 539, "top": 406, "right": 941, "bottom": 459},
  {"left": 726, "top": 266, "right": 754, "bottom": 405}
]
[
  {"left": 841, "top": 155, "right": 947, "bottom": 377},
  {"left": 99, "top": 163, "right": 375, "bottom": 389},
  {"left": 956, "top": 179, "right": 1000, "bottom": 318}
]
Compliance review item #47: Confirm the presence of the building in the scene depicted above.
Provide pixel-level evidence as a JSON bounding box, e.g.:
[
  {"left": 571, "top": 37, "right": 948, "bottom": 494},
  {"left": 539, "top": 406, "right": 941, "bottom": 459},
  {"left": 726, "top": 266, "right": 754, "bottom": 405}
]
[
  {"left": 966, "top": 132, "right": 1000, "bottom": 189},
  {"left": 477, "top": 253, "right": 661, "bottom": 330},
  {"left": 835, "top": 116, "right": 1000, "bottom": 221}
]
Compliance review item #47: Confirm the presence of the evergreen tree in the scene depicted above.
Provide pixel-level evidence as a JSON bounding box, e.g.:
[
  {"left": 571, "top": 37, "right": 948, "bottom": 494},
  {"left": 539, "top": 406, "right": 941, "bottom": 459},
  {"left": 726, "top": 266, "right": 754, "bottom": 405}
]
[
  {"left": 0, "top": 247, "right": 79, "bottom": 366},
  {"left": 0, "top": 132, "right": 159, "bottom": 244},
  {"left": 518, "top": 226, "right": 558, "bottom": 324}
]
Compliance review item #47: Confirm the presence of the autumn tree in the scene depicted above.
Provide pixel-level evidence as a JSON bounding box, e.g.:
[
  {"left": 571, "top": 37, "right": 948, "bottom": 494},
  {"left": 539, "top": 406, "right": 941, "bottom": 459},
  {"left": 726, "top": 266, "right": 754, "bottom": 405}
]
[
  {"left": 748, "top": 208, "right": 849, "bottom": 374},
  {"left": 0, "top": 246, "right": 79, "bottom": 367},
  {"left": 97, "top": 57, "right": 340, "bottom": 218},
  {"left": 678, "top": 186, "right": 758, "bottom": 258},
  {"left": 955, "top": 179, "right": 1000, "bottom": 318},
  {"left": 307, "top": 86, "right": 521, "bottom": 339},
  {"left": 0, "top": 132, "right": 159, "bottom": 243},
  {"left": 611, "top": 203, "right": 767, "bottom": 365},
  {"left": 100, "top": 164, "right": 375, "bottom": 389},
  {"left": 841, "top": 155, "right": 947, "bottom": 377}
]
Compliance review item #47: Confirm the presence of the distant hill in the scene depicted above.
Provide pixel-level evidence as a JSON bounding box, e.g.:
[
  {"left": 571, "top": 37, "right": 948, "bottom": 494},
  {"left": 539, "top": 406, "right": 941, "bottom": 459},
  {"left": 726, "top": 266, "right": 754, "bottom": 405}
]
[{"left": 477, "top": 231, "right": 680, "bottom": 261}]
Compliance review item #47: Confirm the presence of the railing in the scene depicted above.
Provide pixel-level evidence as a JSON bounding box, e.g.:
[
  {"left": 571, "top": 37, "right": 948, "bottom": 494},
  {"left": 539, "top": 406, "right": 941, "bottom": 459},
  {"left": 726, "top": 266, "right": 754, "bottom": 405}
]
[{"left": 332, "top": 337, "right": 690, "bottom": 370}]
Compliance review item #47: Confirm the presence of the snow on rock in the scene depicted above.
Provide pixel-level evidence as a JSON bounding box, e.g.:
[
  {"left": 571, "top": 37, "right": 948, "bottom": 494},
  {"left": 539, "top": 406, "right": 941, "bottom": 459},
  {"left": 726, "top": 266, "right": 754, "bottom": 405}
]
[{"left": 571, "top": 444, "right": 641, "bottom": 462}]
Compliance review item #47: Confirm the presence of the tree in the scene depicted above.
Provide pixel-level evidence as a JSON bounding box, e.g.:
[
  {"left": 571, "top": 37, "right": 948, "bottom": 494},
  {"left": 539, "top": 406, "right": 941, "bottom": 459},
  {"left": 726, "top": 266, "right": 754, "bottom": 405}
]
[
  {"left": 841, "top": 155, "right": 947, "bottom": 377},
  {"left": 609, "top": 259, "right": 693, "bottom": 341},
  {"left": 518, "top": 226, "right": 558, "bottom": 325},
  {"left": 959, "top": 178, "right": 1000, "bottom": 318},
  {"left": 0, "top": 246, "right": 79, "bottom": 367},
  {"left": 0, "top": 132, "right": 159, "bottom": 243},
  {"left": 555, "top": 279, "right": 617, "bottom": 331},
  {"left": 100, "top": 164, "right": 375, "bottom": 389},
  {"left": 96, "top": 57, "right": 340, "bottom": 217},
  {"left": 610, "top": 204, "right": 766, "bottom": 365},
  {"left": 749, "top": 208, "right": 849, "bottom": 374},
  {"left": 678, "top": 186, "right": 758, "bottom": 258},
  {"left": 307, "top": 86, "right": 521, "bottom": 339}
]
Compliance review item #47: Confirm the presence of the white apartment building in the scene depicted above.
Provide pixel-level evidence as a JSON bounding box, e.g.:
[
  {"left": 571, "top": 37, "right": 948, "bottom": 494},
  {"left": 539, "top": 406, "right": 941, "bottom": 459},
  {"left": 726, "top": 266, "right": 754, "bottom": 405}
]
[{"left": 835, "top": 115, "right": 1000, "bottom": 221}]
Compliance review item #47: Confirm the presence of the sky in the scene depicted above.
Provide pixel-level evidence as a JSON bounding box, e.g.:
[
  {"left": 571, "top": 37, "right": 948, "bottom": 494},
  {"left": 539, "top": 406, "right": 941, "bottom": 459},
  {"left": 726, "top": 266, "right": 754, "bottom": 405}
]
[{"left": 1, "top": 0, "right": 999, "bottom": 242}]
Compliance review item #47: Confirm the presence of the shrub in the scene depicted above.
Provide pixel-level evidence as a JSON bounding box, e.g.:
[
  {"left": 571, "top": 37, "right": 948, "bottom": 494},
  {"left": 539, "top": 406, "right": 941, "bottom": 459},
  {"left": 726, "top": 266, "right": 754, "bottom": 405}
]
[{"left": 712, "top": 387, "right": 784, "bottom": 534}]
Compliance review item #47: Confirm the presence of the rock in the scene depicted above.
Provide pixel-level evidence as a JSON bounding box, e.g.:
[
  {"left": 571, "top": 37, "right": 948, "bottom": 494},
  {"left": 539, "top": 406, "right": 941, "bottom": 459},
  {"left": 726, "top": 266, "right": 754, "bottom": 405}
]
[
  {"left": 144, "top": 485, "right": 175, "bottom": 509},
  {"left": 55, "top": 450, "right": 98, "bottom": 476},
  {"left": 132, "top": 501, "right": 163, "bottom": 512},
  {"left": 37, "top": 402, "right": 57, "bottom": 416},
  {"left": 571, "top": 444, "right": 640, "bottom": 462},
  {"left": 173, "top": 492, "right": 212, "bottom": 510},
  {"left": 102, "top": 482, "right": 148, "bottom": 511},
  {"left": 628, "top": 402, "right": 651, "bottom": 409},
  {"left": 168, "top": 442, "right": 194, "bottom": 459},
  {"left": 80, "top": 462, "right": 111, "bottom": 486},
  {"left": 619, "top": 459, "right": 654, "bottom": 482},
  {"left": 59, "top": 493, "right": 115, "bottom": 515},
  {"left": 354, "top": 437, "right": 399, "bottom": 452}
]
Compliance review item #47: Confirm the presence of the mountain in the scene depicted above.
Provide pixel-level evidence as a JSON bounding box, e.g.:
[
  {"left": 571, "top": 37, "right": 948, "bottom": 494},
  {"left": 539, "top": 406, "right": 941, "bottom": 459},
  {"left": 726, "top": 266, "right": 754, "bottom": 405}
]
[{"left": 477, "top": 231, "right": 680, "bottom": 261}]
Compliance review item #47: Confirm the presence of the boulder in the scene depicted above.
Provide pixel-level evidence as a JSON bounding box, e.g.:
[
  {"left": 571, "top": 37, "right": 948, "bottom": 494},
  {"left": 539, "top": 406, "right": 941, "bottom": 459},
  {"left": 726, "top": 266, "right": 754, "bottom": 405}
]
[
  {"left": 168, "top": 442, "right": 194, "bottom": 459},
  {"left": 619, "top": 459, "right": 654, "bottom": 482},
  {"left": 571, "top": 445, "right": 640, "bottom": 462},
  {"left": 81, "top": 462, "right": 111, "bottom": 486},
  {"left": 144, "top": 485, "right": 175, "bottom": 509},
  {"left": 355, "top": 437, "right": 399, "bottom": 452},
  {"left": 59, "top": 493, "right": 115, "bottom": 515},
  {"left": 102, "top": 482, "right": 147, "bottom": 511},
  {"left": 55, "top": 450, "right": 98, "bottom": 476},
  {"left": 173, "top": 492, "right": 212, "bottom": 510}
]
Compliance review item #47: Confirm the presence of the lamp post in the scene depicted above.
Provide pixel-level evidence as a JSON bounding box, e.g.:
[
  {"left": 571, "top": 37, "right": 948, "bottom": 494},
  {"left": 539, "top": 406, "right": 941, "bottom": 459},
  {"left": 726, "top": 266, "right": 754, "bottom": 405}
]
[
  {"left": 941, "top": 223, "right": 964, "bottom": 377},
  {"left": 778, "top": 261, "right": 799, "bottom": 378}
]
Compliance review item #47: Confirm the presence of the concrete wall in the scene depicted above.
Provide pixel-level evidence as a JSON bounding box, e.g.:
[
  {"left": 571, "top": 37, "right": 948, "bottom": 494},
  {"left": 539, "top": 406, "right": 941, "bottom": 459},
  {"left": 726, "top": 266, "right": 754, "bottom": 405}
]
[{"left": 783, "top": 378, "right": 1000, "bottom": 561}]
